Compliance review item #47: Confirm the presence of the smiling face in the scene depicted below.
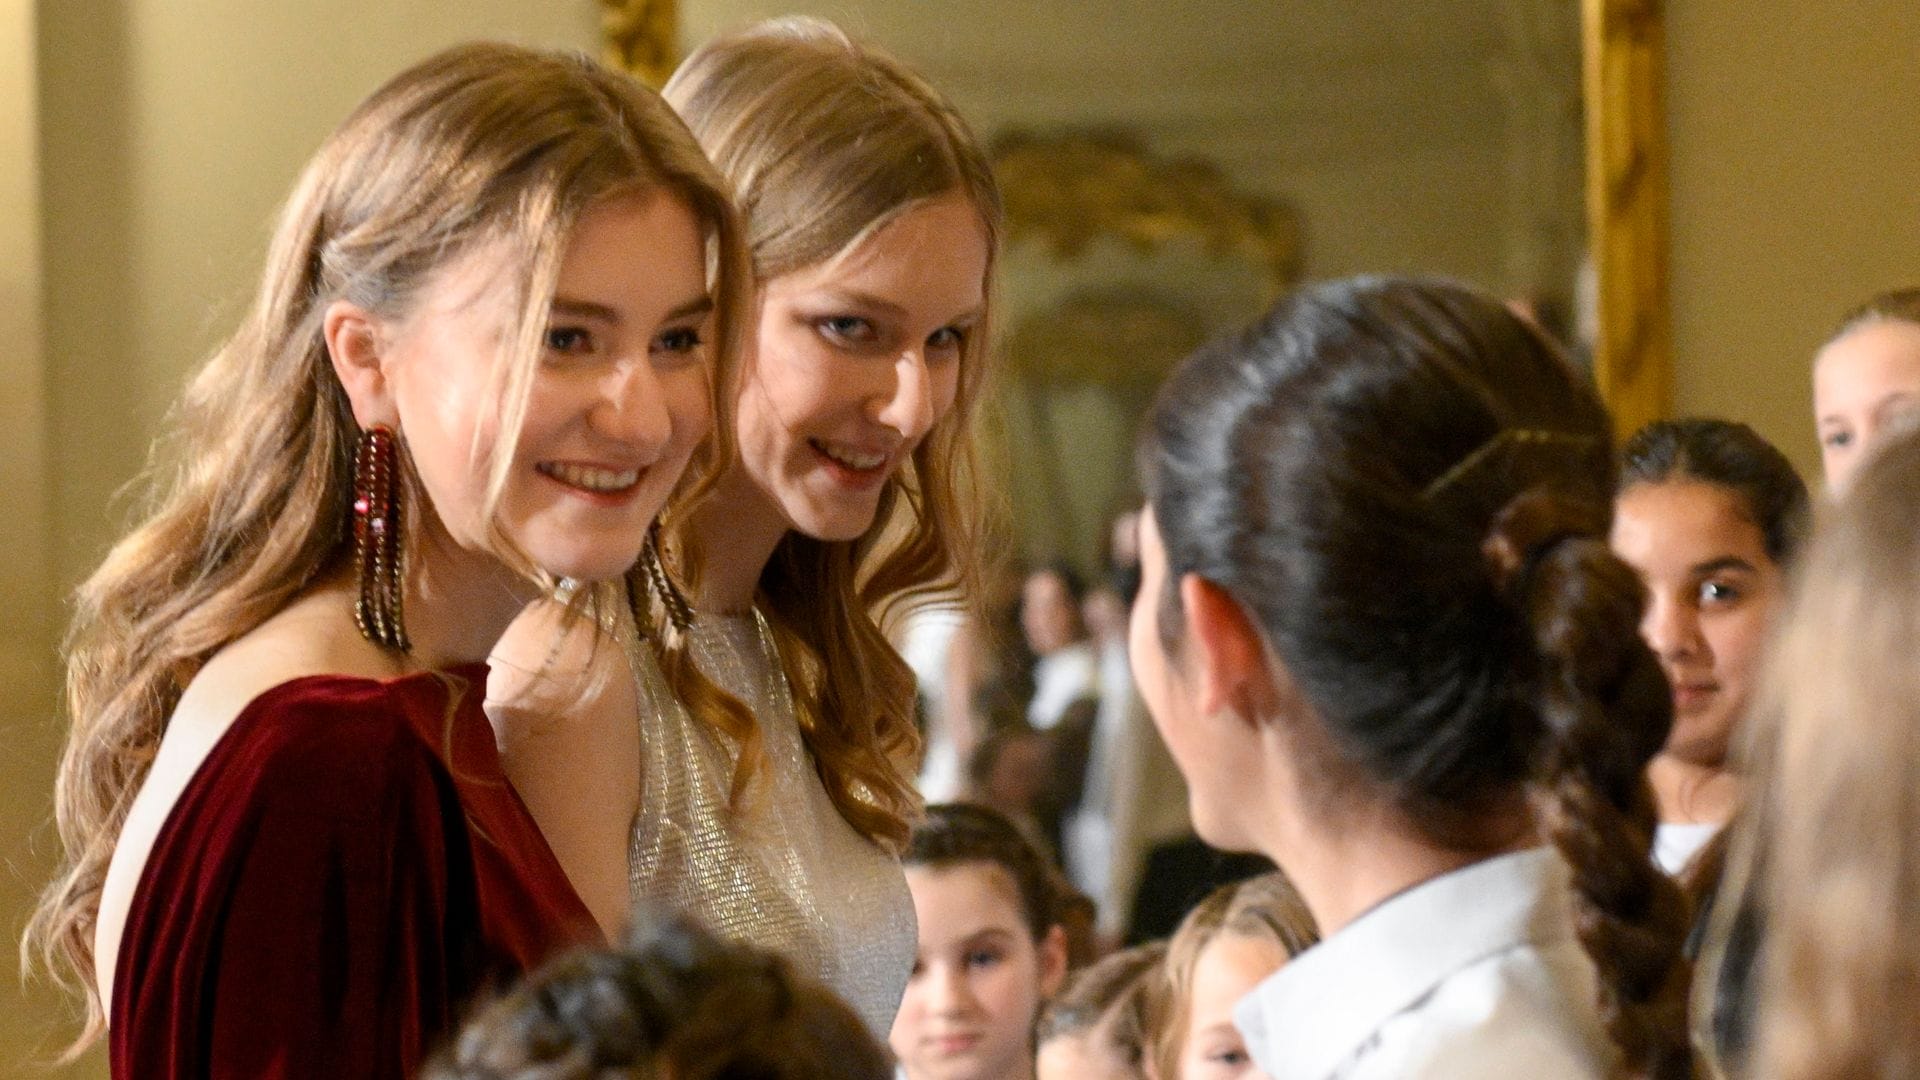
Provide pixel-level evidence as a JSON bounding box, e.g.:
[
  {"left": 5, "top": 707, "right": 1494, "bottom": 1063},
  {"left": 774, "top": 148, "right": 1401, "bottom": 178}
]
[
  {"left": 1814, "top": 318, "right": 1920, "bottom": 494},
  {"left": 1175, "top": 933, "right": 1286, "bottom": 1080},
  {"left": 376, "top": 189, "right": 714, "bottom": 583},
  {"left": 891, "top": 862, "right": 1064, "bottom": 1080},
  {"left": 732, "top": 192, "right": 988, "bottom": 542},
  {"left": 1611, "top": 479, "right": 1785, "bottom": 768}
]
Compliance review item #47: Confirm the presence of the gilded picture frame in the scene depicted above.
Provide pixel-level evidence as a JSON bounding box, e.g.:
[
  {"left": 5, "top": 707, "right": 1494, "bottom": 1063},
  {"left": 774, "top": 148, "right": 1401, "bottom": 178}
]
[{"left": 1584, "top": 0, "right": 1672, "bottom": 437}]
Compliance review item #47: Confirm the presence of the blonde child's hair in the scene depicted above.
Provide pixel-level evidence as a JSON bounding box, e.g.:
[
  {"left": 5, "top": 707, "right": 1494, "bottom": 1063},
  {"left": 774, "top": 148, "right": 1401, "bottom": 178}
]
[
  {"left": 1147, "top": 872, "right": 1318, "bottom": 1080},
  {"left": 1726, "top": 427, "right": 1920, "bottom": 1079}
]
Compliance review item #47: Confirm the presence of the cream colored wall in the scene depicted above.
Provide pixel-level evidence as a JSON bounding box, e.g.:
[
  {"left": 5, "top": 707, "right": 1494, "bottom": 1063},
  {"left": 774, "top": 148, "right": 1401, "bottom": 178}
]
[
  {"left": 11, "top": 5, "right": 596, "bottom": 1074},
  {"left": 1667, "top": 2, "right": 1920, "bottom": 482},
  {"left": 4, "top": 0, "right": 66, "bottom": 1073}
]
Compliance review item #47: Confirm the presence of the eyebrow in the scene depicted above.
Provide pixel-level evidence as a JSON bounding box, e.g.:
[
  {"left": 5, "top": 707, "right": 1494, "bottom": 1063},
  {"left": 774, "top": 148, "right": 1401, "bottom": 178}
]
[
  {"left": 1691, "top": 555, "right": 1759, "bottom": 577},
  {"left": 814, "top": 288, "right": 984, "bottom": 324},
  {"left": 550, "top": 293, "right": 714, "bottom": 324},
  {"left": 957, "top": 927, "right": 1019, "bottom": 948}
]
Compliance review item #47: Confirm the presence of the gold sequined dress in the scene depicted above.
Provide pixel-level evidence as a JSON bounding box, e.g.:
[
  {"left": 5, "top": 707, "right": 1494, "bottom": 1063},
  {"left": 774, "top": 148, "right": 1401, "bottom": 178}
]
[{"left": 616, "top": 606, "right": 917, "bottom": 1038}]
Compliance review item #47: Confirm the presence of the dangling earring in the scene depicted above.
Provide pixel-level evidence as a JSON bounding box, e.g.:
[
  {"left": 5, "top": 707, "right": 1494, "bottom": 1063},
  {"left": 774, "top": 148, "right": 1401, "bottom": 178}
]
[
  {"left": 640, "top": 521, "right": 695, "bottom": 633},
  {"left": 352, "top": 424, "right": 411, "bottom": 652}
]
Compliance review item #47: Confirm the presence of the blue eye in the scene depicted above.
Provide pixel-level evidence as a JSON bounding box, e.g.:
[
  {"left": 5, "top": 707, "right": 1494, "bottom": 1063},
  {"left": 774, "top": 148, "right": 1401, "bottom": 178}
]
[
  {"left": 1823, "top": 430, "right": 1853, "bottom": 450},
  {"left": 964, "top": 947, "right": 1003, "bottom": 970},
  {"left": 817, "top": 315, "right": 877, "bottom": 345},
  {"left": 927, "top": 325, "right": 968, "bottom": 351}
]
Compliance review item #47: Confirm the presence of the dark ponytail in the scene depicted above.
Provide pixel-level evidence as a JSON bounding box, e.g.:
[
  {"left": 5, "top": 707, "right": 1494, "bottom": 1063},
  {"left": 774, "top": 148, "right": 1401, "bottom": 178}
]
[{"left": 1141, "top": 276, "right": 1694, "bottom": 1079}]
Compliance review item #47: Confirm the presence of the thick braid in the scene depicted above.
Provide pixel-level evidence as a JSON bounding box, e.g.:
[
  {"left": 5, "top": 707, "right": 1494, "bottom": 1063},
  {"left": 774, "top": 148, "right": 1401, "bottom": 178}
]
[{"left": 1489, "top": 490, "right": 1696, "bottom": 1080}]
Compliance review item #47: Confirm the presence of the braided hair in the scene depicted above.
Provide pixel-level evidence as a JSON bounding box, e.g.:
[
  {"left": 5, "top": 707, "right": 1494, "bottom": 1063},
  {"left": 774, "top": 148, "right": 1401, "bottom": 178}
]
[{"left": 1140, "top": 276, "right": 1695, "bottom": 1078}]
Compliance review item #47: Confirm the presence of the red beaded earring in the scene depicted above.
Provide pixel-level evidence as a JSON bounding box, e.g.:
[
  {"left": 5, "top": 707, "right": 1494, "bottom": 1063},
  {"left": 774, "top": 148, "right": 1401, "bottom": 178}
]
[{"left": 352, "top": 425, "right": 410, "bottom": 651}]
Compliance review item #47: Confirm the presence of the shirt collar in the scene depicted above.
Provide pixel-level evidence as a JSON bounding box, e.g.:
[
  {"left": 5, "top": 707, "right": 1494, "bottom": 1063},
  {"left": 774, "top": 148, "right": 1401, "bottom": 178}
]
[{"left": 1234, "top": 847, "right": 1576, "bottom": 1080}]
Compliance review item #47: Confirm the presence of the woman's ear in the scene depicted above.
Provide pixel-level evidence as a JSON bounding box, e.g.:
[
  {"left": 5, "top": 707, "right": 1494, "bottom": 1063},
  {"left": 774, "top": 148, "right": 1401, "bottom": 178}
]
[
  {"left": 1037, "top": 924, "right": 1070, "bottom": 998},
  {"left": 324, "top": 299, "right": 395, "bottom": 429},
  {"left": 1177, "top": 574, "right": 1275, "bottom": 727}
]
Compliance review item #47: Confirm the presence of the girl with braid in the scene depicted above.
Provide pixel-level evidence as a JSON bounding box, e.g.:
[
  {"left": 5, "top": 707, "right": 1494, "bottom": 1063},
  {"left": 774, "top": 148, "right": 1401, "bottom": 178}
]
[{"left": 1128, "top": 276, "right": 1696, "bottom": 1078}]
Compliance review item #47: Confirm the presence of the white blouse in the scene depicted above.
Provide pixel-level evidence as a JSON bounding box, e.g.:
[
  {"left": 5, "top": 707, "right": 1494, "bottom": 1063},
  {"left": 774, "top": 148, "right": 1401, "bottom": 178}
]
[
  {"left": 1235, "top": 848, "right": 1614, "bottom": 1079},
  {"left": 1652, "top": 821, "right": 1719, "bottom": 877}
]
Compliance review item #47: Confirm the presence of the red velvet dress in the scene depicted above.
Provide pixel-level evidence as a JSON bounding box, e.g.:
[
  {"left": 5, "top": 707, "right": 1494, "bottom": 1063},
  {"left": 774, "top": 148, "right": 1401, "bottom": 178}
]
[{"left": 109, "top": 664, "right": 600, "bottom": 1079}]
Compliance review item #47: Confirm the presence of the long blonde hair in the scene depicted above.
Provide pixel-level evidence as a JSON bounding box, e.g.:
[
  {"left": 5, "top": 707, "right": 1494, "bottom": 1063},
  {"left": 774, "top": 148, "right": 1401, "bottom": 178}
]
[
  {"left": 24, "top": 42, "right": 751, "bottom": 1050},
  {"left": 1739, "top": 427, "right": 1920, "bottom": 1078},
  {"left": 658, "top": 18, "right": 1003, "bottom": 850}
]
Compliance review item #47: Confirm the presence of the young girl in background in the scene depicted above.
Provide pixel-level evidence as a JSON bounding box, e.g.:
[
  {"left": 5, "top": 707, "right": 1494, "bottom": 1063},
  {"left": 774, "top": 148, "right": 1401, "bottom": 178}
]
[
  {"left": 1610, "top": 418, "right": 1810, "bottom": 877},
  {"left": 1132, "top": 276, "right": 1696, "bottom": 1077},
  {"left": 891, "top": 803, "right": 1070, "bottom": 1080},
  {"left": 1036, "top": 942, "right": 1166, "bottom": 1080},
  {"left": 1812, "top": 286, "right": 1920, "bottom": 493},
  {"left": 1148, "top": 873, "right": 1317, "bottom": 1080}
]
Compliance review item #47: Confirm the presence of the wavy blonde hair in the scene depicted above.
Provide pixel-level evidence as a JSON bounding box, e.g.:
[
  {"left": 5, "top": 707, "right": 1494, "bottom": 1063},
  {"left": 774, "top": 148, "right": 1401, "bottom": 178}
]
[
  {"left": 656, "top": 18, "right": 1002, "bottom": 850},
  {"left": 1146, "top": 872, "right": 1317, "bottom": 1080},
  {"left": 1734, "top": 427, "right": 1920, "bottom": 1079},
  {"left": 23, "top": 42, "right": 752, "bottom": 1051}
]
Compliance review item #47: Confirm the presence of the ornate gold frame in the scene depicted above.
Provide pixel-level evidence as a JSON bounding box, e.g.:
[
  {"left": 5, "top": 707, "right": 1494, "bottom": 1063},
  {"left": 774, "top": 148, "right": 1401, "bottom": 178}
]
[
  {"left": 600, "top": 0, "right": 679, "bottom": 87},
  {"left": 606, "top": 3, "right": 1673, "bottom": 430},
  {"left": 1583, "top": 0, "right": 1671, "bottom": 436}
]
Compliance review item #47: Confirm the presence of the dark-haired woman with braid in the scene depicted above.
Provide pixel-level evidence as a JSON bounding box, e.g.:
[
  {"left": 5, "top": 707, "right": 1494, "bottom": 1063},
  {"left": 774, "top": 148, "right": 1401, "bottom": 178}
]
[{"left": 1129, "top": 276, "right": 1695, "bottom": 1078}]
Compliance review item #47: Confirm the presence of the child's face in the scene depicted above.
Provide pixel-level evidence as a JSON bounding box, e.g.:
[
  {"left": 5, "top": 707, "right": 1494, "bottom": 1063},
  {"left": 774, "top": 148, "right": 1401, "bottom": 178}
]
[
  {"left": 892, "top": 863, "right": 1066, "bottom": 1080},
  {"left": 1814, "top": 319, "right": 1920, "bottom": 494},
  {"left": 1176, "top": 933, "right": 1287, "bottom": 1080},
  {"left": 1611, "top": 479, "right": 1784, "bottom": 772}
]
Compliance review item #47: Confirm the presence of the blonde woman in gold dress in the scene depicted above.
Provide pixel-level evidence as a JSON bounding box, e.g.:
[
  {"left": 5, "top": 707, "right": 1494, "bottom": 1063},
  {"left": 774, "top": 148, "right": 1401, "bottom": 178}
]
[{"left": 490, "top": 19, "right": 1001, "bottom": 1038}]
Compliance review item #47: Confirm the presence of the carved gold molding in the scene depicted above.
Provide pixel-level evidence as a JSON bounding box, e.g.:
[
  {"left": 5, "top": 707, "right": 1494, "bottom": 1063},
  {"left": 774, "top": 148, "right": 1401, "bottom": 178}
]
[
  {"left": 1583, "top": 0, "right": 1671, "bottom": 437},
  {"left": 991, "top": 130, "right": 1304, "bottom": 299},
  {"left": 601, "top": 0, "right": 679, "bottom": 87}
]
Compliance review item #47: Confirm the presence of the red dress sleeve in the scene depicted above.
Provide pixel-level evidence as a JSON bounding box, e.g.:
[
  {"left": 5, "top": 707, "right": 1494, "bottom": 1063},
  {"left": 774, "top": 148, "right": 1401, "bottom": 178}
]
[{"left": 109, "top": 666, "right": 599, "bottom": 1080}]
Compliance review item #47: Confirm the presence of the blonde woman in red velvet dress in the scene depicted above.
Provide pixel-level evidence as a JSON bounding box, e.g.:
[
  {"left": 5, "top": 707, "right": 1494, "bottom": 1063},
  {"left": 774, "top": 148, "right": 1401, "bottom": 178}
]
[{"left": 22, "top": 43, "right": 750, "bottom": 1080}]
